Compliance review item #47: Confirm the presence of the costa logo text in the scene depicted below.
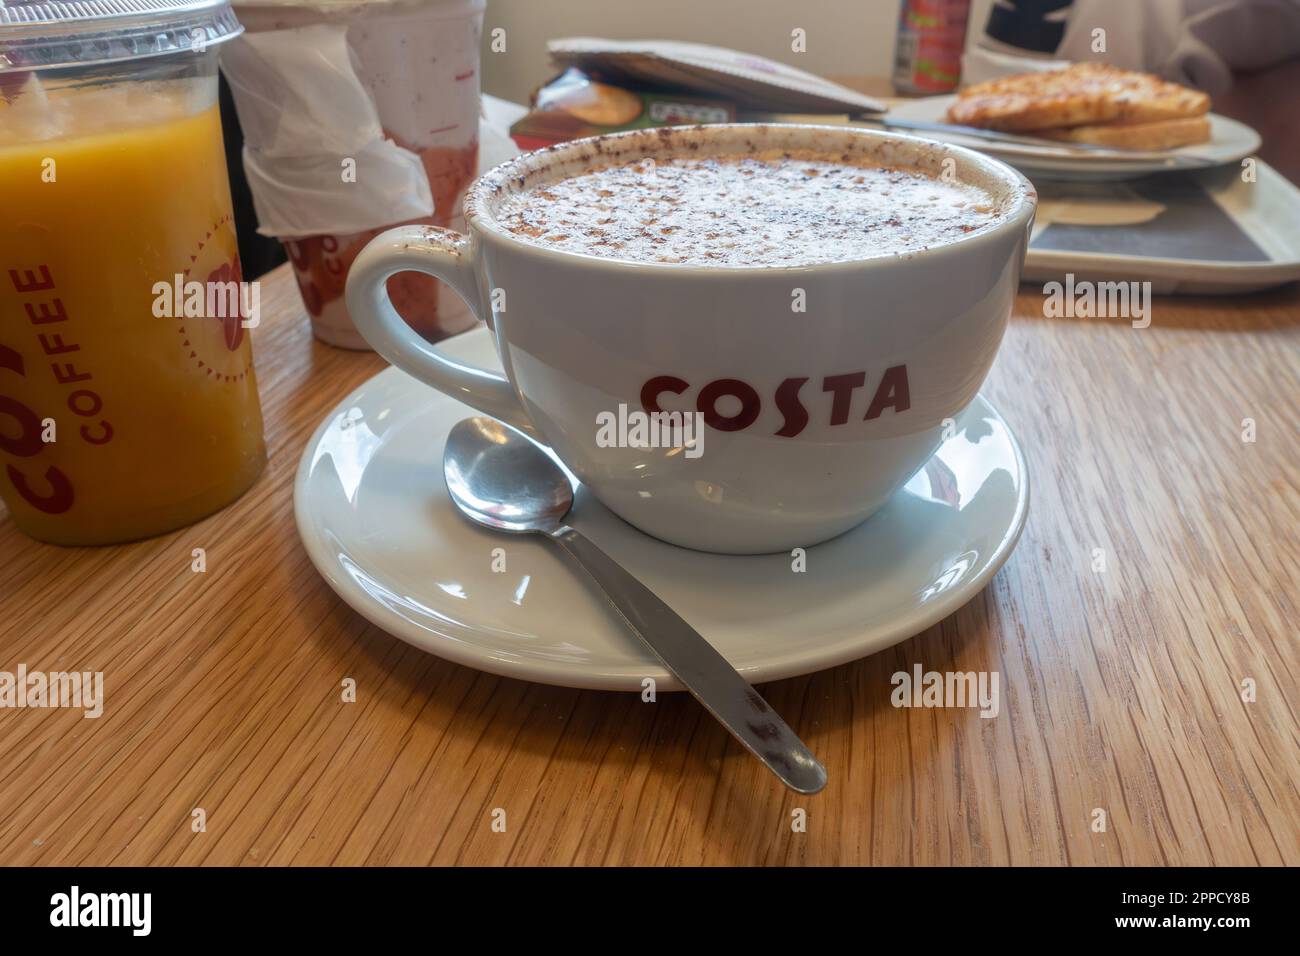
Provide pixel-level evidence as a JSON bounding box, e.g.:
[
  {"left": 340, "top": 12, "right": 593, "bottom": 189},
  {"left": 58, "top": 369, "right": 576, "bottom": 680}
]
[{"left": 641, "top": 366, "right": 910, "bottom": 439}]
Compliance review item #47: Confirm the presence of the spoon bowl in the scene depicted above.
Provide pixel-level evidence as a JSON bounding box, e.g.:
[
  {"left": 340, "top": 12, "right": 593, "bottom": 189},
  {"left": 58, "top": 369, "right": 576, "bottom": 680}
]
[{"left": 444, "top": 417, "right": 573, "bottom": 533}]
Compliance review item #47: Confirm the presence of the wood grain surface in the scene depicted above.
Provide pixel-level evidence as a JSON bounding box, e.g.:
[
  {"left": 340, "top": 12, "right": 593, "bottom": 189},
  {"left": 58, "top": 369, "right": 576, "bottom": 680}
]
[{"left": 2, "top": 263, "right": 1296, "bottom": 867}]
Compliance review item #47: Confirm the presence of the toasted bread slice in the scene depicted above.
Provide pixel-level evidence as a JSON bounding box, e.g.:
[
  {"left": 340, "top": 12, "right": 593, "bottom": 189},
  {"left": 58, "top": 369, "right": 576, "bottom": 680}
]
[
  {"left": 1035, "top": 115, "right": 1211, "bottom": 150},
  {"left": 947, "top": 63, "right": 1210, "bottom": 131}
]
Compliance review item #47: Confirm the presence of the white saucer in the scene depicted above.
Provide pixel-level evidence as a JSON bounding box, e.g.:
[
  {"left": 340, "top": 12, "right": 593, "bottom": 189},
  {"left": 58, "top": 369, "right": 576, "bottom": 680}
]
[
  {"left": 887, "top": 95, "right": 1260, "bottom": 181},
  {"left": 294, "top": 327, "right": 1029, "bottom": 691}
]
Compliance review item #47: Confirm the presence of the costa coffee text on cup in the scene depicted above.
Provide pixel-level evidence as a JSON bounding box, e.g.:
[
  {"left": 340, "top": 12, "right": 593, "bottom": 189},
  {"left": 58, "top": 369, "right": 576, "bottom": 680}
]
[
  {"left": 640, "top": 366, "right": 911, "bottom": 438},
  {"left": 2, "top": 264, "right": 117, "bottom": 515}
]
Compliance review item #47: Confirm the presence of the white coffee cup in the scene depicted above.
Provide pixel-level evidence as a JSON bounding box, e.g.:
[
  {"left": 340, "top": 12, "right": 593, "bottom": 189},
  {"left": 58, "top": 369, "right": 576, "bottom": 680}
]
[{"left": 345, "top": 124, "right": 1036, "bottom": 554}]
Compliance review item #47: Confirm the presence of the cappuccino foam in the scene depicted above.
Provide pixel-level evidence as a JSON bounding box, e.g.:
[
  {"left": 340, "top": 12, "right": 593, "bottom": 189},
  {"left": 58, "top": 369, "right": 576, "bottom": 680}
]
[{"left": 494, "top": 149, "right": 1000, "bottom": 267}]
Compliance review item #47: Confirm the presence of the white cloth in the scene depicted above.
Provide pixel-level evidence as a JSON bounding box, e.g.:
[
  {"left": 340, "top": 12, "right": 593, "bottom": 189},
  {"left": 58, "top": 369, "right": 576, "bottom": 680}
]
[
  {"left": 969, "top": 0, "right": 1300, "bottom": 93},
  {"left": 1058, "top": 0, "right": 1300, "bottom": 93}
]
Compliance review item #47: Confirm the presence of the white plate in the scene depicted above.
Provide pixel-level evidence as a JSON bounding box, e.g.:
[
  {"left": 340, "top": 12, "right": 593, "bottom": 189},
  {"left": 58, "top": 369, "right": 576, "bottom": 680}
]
[
  {"left": 294, "top": 327, "right": 1030, "bottom": 691},
  {"left": 887, "top": 95, "right": 1260, "bottom": 181}
]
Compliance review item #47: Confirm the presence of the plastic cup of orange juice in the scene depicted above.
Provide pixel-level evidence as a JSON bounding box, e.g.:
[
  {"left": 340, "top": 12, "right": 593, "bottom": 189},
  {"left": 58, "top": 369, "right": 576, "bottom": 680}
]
[{"left": 0, "top": 0, "right": 267, "bottom": 546}]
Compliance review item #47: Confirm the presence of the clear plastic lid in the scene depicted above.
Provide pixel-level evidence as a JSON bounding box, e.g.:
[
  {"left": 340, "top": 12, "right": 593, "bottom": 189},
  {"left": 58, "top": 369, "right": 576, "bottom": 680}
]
[{"left": 0, "top": 0, "right": 243, "bottom": 72}]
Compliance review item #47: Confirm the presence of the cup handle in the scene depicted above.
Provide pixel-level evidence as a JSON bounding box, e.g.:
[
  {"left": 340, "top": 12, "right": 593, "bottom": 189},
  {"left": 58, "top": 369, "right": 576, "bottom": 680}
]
[{"left": 345, "top": 225, "right": 537, "bottom": 437}]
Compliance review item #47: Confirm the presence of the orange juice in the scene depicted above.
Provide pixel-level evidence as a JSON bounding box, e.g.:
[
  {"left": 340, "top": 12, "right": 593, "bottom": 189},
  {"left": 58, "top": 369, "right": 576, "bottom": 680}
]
[{"left": 0, "top": 86, "right": 266, "bottom": 545}]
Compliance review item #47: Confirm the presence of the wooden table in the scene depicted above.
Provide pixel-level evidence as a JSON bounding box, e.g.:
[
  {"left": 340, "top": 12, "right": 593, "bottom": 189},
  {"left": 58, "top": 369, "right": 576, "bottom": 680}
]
[{"left": 2, "top": 256, "right": 1298, "bottom": 868}]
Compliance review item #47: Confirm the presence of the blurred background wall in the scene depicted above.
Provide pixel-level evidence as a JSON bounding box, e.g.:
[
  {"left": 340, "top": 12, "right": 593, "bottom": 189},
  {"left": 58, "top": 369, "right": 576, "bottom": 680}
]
[{"left": 479, "top": 0, "right": 998, "bottom": 103}]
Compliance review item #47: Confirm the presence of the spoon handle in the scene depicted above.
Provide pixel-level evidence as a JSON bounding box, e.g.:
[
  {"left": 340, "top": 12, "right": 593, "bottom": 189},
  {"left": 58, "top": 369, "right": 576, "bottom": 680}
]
[{"left": 549, "top": 526, "right": 827, "bottom": 794}]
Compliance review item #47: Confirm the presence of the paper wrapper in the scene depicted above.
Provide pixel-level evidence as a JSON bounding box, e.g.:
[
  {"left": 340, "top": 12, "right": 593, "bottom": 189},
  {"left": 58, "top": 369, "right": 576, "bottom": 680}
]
[
  {"left": 220, "top": 0, "right": 500, "bottom": 347},
  {"left": 222, "top": 24, "right": 437, "bottom": 238}
]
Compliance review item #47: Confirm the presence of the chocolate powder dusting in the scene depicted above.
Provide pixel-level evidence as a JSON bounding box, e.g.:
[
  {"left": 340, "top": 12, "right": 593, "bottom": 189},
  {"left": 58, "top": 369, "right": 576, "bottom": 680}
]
[{"left": 494, "top": 149, "right": 999, "bottom": 267}]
